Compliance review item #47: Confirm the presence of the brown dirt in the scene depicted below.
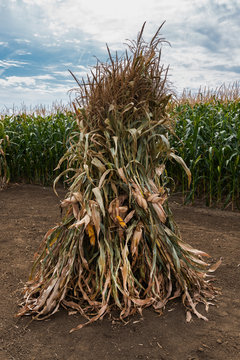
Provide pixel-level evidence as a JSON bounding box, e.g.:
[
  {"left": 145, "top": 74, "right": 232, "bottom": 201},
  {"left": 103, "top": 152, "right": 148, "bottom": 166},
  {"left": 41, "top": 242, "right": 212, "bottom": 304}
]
[{"left": 1, "top": 184, "right": 240, "bottom": 360}]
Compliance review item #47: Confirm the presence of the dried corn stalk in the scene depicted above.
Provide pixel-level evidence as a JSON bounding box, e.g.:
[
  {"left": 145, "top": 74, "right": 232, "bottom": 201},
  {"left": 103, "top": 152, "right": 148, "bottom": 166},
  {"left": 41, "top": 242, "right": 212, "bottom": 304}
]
[{"left": 18, "top": 23, "right": 219, "bottom": 331}]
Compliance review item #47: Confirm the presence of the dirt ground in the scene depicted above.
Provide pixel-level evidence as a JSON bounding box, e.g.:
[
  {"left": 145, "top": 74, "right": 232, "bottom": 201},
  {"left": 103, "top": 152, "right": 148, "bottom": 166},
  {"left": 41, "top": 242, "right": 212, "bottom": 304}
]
[{"left": 1, "top": 184, "right": 240, "bottom": 360}]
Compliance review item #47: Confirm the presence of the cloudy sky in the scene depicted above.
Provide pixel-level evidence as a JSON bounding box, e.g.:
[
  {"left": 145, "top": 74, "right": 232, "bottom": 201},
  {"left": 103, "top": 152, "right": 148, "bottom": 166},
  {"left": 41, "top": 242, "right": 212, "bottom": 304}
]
[{"left": 0, "top": 0, "right": 239, "bottom": 110}]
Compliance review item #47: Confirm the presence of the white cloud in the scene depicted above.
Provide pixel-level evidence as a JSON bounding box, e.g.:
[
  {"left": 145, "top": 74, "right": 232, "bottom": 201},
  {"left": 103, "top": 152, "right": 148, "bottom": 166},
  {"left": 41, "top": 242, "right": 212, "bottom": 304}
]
[
  {"left": 14, "top": 38, "right": 31, "bottom": 44},
  {"left": 0, "top": 87, "right": 70, "bottom": 112},
  {"left": 52, "top": 70, "right": 72, "bottom": 77},
  {"left": 0, "top": 74, "right": 55, "bottom": 88},
  {"left": 0, "top": 75, "right": 71, "bottom": 110},
  {"left": 15, "top": 49, "right": 31, "bottom": 55},
  {"left": 0, "top": 60, "right": 29, "bottom": 69},
  {"left": 34, "top": 74, "right": 55, "bottom": 80},
  {"left": 0, "top": 76, "right": 35, "bottom": 87},
  {"left": 57, "top": 69, "right": 89, "bottom": 79}
]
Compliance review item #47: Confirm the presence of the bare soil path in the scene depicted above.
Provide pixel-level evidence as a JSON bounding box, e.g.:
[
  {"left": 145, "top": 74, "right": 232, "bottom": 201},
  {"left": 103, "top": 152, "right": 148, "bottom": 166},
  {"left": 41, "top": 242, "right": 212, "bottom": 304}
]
[{"left": 1, "top": 184, "right": 240, "bottom": 360}]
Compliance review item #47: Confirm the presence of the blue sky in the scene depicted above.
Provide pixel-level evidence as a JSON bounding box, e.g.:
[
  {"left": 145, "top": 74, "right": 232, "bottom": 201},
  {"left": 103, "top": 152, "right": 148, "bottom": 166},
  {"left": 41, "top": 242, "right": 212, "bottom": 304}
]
[{"left": 0, "top": 0, "right": 239, "bottom": 110}]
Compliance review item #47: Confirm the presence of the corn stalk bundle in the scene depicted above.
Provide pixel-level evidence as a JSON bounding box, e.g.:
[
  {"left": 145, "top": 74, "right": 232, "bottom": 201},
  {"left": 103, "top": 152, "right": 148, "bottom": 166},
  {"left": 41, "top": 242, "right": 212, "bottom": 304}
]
[{"left": 18, "top": 23, "right": 219, "bottom": 331}]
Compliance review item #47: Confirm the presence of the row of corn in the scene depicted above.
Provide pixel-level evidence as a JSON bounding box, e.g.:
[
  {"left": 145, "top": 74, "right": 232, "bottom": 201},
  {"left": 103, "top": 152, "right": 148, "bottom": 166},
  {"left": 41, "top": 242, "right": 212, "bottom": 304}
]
[
  {"left": 1, "top": 100, "right": 239, "bottom": 208},
  {"left": 169, "top": 100, "right": 240, "bottom": 209},
  {"left": 0, "top": 111, "right": 77, "bottom": 186}
]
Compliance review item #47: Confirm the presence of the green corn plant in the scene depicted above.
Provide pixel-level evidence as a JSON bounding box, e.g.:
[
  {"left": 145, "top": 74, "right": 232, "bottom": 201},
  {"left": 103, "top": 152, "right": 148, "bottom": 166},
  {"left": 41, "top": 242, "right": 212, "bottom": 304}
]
[
  {"left": 169, "top": 98, "right": 240, "bottom": 208},
  {"left": 2, "top": 111, "right": 77, "bottom": 185},
  {"left": 0, "top": 120, "right": 10, "bottom": 188}
]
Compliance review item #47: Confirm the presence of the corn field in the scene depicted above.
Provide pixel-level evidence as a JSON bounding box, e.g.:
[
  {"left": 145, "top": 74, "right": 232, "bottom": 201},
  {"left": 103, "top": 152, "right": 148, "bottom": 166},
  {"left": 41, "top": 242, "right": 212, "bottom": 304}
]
[
  {"left": 169, "top": 100, "right": 240, "bottom": 209},
  {"left": 0, "top": 111, "right": 77, "bottom": 186},
  {"left": 1, "top": 95, "right": 239, "bottom": 208}
]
